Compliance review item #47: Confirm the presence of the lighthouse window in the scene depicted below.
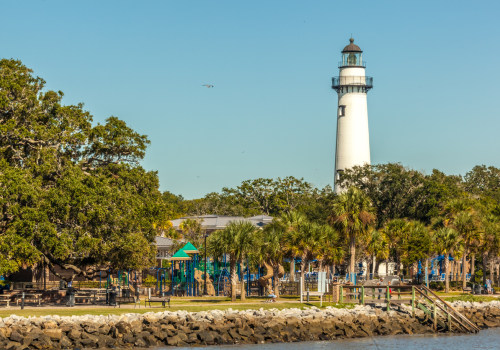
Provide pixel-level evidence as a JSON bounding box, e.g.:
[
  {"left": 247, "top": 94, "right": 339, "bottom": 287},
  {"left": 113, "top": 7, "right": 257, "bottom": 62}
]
[
  {"left": 338, "top": 105, "right": 346, "bottom": 117},
  {"left": 336, "top": 169, "right": 344, "bottom": 181}
]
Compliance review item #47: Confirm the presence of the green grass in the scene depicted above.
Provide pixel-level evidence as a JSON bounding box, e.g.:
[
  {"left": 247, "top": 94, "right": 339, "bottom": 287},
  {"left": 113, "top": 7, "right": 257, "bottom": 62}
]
[
  {"left": 0, "top": 301, "right": 353, "bottom": 318},
  {"left": 443, "top": 294, "right": 500, "bottom": 303}
]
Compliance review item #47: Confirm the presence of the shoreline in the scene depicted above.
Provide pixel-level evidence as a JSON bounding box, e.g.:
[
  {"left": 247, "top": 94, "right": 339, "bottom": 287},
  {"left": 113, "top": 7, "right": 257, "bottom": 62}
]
[{"left": 0, "top": 301, "right": 499, "bottom": 349}]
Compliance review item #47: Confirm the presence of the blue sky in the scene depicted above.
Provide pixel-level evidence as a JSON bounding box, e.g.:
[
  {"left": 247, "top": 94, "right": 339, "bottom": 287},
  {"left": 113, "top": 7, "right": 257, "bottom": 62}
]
[{"left": 1, "top": 1, "right": 499, "bottom": 198}]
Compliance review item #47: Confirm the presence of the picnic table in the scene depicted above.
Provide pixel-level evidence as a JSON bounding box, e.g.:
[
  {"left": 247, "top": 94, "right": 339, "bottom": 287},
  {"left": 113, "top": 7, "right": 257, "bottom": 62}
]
[
  {"left": 0, "top": 293, "right": 13, "bottom": 307},
  {"left": 15, "top": 292, "right": 42, "bottom": 306}
]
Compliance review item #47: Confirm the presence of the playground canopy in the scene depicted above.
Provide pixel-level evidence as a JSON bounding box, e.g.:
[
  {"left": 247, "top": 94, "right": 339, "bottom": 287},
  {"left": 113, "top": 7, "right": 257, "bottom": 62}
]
[
  {"left": 170, "top": 249, "right": 192, "bottom": 261},
  {"left": 181, "top": 242, "right": 199, "bottom": 254}
]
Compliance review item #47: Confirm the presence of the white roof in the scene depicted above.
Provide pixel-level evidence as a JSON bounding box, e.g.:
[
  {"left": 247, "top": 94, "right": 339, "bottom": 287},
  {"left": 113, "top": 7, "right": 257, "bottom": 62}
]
[{"left": 170, "top": 215, "right": 273, "bottom": 231}]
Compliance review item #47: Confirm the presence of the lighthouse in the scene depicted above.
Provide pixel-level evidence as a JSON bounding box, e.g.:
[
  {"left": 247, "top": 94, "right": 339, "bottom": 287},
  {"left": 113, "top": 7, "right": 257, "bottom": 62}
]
[{"left": 332, "top": 38, "right": 373, "bottom": 193}]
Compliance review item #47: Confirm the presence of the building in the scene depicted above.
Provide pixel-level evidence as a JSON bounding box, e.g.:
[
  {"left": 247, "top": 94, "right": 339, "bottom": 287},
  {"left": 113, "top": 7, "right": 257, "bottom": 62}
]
[
  {"left": 332, "top": 38, "right": 373, "bottom": 193},
  {"left": 170, "top": 215, "right": 273, "bottom": 234}
]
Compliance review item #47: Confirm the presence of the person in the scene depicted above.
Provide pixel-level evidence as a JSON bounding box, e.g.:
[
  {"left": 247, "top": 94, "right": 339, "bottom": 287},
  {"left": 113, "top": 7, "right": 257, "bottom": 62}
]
[
  {"left": 377, "top": 278, "right": 384, "bottom": 299},
  {"left": 267, "top": 293, "right": 277, "bottom": 303},
  {"left": 486, "top": 279, "right": 492, "bottom": 294}
]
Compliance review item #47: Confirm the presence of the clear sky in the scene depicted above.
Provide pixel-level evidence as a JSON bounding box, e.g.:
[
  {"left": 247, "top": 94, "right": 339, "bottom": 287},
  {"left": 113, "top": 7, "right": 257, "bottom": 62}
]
[{"left": 2, "top": 1, "right": 499, "bottom": 199}]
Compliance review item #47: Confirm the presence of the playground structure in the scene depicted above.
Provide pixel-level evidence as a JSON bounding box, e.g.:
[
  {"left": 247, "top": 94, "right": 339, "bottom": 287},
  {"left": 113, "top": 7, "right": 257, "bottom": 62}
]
[{"left": 165, "top": 242, "right": 274, "bottom": 297}]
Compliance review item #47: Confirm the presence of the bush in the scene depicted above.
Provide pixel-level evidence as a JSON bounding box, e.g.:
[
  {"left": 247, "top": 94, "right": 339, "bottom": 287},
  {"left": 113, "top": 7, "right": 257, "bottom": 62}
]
[{"left": 143, "top": 275, "right": 157, "bottom": 287}]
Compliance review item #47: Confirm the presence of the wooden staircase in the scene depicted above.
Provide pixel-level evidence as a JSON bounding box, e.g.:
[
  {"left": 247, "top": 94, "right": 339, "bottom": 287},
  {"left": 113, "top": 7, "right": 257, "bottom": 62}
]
[{"left": 413, "top": 285, "right": 480, "bottom": 333}]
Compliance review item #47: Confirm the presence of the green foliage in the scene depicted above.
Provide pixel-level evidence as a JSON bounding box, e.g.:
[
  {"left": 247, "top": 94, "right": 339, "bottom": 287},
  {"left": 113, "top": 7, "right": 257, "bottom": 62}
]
[
  {"left": 337, "top": 163, "right": 464, "bottom": 226},
  {"left": 0, "top": 59, "right": 164, "bottom": 279},
  {"left": 184, "top": 177, "right": 333, "bottom": 220},
  {"left": 143, "top": 275, "right": 157, "bottom": 287},
  {"left": 444, "top": 294, "right": 499, "bottom": 303}
]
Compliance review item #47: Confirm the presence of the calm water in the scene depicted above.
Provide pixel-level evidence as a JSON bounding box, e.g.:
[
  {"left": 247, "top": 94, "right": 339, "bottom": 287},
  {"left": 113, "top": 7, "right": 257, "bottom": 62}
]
[{"left": 168, "top": 327, "right": 500, "bottom": 350}]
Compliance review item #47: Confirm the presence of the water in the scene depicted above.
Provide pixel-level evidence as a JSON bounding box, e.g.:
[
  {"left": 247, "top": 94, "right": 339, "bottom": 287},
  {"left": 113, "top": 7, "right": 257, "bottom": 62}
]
[{"left": 167, "top": 327, "right": 500, "bottom": 350}]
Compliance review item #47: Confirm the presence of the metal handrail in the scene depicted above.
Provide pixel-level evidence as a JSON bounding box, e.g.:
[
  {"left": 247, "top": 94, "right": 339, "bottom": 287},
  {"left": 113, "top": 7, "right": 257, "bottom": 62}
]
[
  {"left": 420, "top": 285, "right": 480, "bottom": 332},
  {"left": 338, "top": 61, "right": 367, "bottom": 68},
  {"left": 332, "top": 76, "right": 373, "bottom": 88}
]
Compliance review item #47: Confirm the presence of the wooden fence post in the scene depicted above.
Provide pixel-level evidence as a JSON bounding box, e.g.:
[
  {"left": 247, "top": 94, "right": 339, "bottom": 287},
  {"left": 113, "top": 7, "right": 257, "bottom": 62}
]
[
  {"left": 386, "top": 286, "right": 390, "bottom": 312},
  {"left": 361, "top": 286, "right": 365, "bottom": 305},
  {"left": 433, "top": 303, "right": 437, "bottom": 331},
  {"left": 411, "top": 287, "right": 415, "bottom": 318}
]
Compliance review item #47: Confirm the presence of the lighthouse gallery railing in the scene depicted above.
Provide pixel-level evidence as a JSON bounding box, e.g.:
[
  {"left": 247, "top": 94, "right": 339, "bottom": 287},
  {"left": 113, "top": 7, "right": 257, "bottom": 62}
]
[{"left": 331, "top": 76, "right": 373, "bottom": 90}]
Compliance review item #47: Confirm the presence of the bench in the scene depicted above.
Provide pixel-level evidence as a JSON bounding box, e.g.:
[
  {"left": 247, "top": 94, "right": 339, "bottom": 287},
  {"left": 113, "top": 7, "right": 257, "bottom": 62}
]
[
  {"left": 0, "top": 295, "right": 11, "bottom": 307},
  {"left": 145, "top": 296, "right": 170, "bottom": 308},
  {"left": 115, "top": 296, "right": 140, "bottom": 308}
]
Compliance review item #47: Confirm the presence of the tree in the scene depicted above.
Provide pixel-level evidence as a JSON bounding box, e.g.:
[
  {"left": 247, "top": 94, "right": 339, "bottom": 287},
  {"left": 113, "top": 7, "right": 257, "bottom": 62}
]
[
  {"left": 0, "top": 59, "right": 164, "bottom": 280},
  {"left": 434, "top": 227, "right": 462, "bottom": 292},
  {"left": 207, "top": 221, "right": 256, "bottom": 302},
  {"left": 260, "top": 220, "right": 287, "bottom": 298},
  {"left": 337, "top": 163, "right": 464, "bottom": 226},
  {"left": 367, "top": 229, "right": 389, "bottom": 277},
  {"left": 279, "top": 211, "right": 308, "bottom": 281},
  {"left": 449, "top": 210, "right": 481, "bottom": 289},
  {"left": 382, "top": 219, "right": 408, "bottom": 276},
  {"left": 464, "top": 165, "right": 500, "bottom": 202},
  {"left": 284, "top": 220, "right": 321, "bottom": 290},
  {"left": 179, "top": 218, "right": 204, "bottom": 248},
  {"left": 329, "top": 187, "right": 375, "bottom": 280}
]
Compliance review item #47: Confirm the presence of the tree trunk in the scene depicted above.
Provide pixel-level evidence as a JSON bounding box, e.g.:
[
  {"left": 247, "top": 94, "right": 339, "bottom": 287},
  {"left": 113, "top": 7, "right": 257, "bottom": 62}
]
[
  {"left": 497, "top": 263, "right": 500, "bottom": 287},
  {"left": 445, "top": 255, "right": 450, "bottom": 293},
  {"left": 385, "top": 260, "right": 389, "bottom": 276},
  {"left": 425, "top": 258, "right": 429, "bottom": 288},
  {"left": 349, "top": 233, "right": 356, "bottom": 281},
  {"left": 230, "top": 259, "right": 237, "bottom": 302},
  {"left": 471, "top": 253, "right": 476, "bottom": 281},
  {"left": 300, "top": 253, "right": 307, "bottom": 291},
  {"left": 273, "top": 264, "right": 280, "bottom": 299},
  {"left": 290, "top": 258, "right": 295, "bottom": 282},
  {"left": 240, "top": 261, "right": 246, "bottom": 301},
  {"left": 482, "top": 252, "right": 488, "bottom": 286},
  {"left": 450, "top": 260, "right": 454, "bottom": 281},
  {"left": 372, "top": 255, "right": 376, "bottom": 277},
  {"left": 462, "top": 249, "right": 467, "bottom": 290},
  {"left": 490, "top": 259, "right": 494, "bottom": 284}
]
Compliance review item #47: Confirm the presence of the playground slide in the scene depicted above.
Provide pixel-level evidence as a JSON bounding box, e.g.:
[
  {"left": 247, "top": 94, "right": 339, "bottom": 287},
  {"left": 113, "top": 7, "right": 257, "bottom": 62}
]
[
  {"left": 258, "top": 261, "right": 284, "bottom": 294},
  {"left": 194, "top": 269, "right": 215, "bottom": 296}
]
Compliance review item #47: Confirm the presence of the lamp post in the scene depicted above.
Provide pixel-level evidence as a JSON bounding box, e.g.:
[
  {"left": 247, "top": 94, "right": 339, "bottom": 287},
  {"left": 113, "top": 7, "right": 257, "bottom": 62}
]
[{"left": 203, "top": 232, "right": 208, "bottom": 295}]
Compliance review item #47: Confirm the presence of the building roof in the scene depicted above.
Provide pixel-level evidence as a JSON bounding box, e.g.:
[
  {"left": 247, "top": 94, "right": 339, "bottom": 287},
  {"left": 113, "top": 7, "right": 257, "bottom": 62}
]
[
  {"left": 342, "top": 38, "right": 362, "bottom": 53},
  {"left": 155, "top": 236, "right": 174, "bottom": 248},
  {"left": 170, "top": 215, "right": 274, "bottom": 231}
]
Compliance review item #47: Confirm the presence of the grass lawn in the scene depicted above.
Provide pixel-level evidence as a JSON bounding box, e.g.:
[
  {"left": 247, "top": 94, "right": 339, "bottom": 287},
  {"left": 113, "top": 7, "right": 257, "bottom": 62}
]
[
  {"left": 443, "top": 294, "right": 500, "bottom": 303},
  {"left": 0, "top": 298, "right": 352, "bottom": 318}
]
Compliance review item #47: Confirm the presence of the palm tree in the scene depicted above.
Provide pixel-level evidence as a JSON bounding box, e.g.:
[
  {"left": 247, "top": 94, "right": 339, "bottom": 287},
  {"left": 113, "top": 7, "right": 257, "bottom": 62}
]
[
  {"left": 434, "top": 227, "right": 462, "bottom": 292},
  {"left": 315, "top": 224, "right": 344, "bottom": 278},
  {"left": 329, "top": 187, "right": 375, "bottom": 281},
  {"left": 284, "top": 221, "right": 319, "bottom": 290},
  {"left": 382, "top": 219, "right": 408, "bottom": 276},
  {"left": 452, "top": 211, "right": 481, "bottom": 289},
  {"left": 280, "top": 211, "right": 307, "bottom": 281},
  {"left": 207, "top": 220, "right": 257, "bottom": 302},
  {"left": 367, "top": 229, "right": 389, "bottom": 277},
  {"left": 260, "top": 221, "right": 287, "bottom": 298}
]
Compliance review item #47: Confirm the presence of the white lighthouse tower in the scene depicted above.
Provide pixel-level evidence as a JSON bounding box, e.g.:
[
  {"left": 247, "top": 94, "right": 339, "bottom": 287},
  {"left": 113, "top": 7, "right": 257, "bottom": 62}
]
[{"left": 332, "top": 38, "right": 373, "bottom": 193}]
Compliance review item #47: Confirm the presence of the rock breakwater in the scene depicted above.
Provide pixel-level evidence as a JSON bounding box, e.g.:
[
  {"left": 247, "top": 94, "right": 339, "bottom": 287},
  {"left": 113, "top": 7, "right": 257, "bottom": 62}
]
[{"left": 0, "top": 302, "right": 499, "bottom": 349}]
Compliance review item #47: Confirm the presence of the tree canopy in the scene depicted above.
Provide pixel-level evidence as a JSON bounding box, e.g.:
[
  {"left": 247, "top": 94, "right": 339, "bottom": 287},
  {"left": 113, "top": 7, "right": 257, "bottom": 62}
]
[{"left": 0, "top": 59, "right": 166, "bottom": 280}]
